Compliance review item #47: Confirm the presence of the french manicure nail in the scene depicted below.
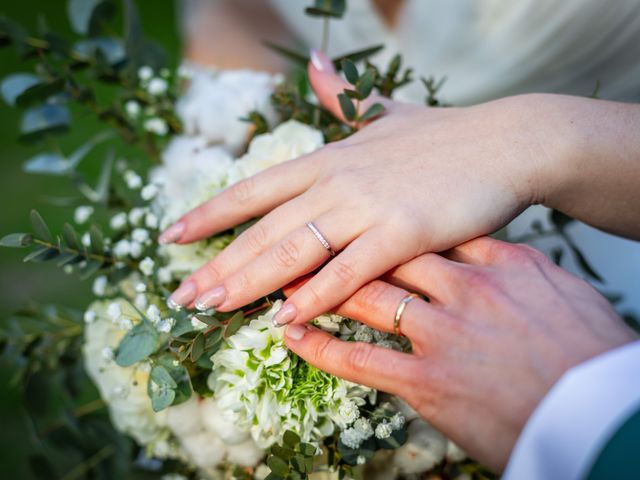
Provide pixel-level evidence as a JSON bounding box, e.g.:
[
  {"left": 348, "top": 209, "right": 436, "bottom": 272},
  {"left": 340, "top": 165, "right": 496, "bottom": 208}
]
[
  {"left": 286, "top": 324, "right": 307, "bottom": 341},
  {"left": 158, "top": 222, "right": 186, "bottom": 245},
  {"left": 167, "top": 281, "right": 197, "bottom": 310},
  {"left": 195, "top": 286, "right": 227, "bottom": 311},
  {"left": 272, "top": 303, "right": 297, "bottom": 327},
  {"left": 310, "top": 48, "right": 334, "bottom": 72}
]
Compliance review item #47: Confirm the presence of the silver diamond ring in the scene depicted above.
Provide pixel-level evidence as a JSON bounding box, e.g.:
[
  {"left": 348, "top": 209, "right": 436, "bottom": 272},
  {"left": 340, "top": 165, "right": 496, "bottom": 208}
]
[{"left": 306, "top": 221, "right": 336, "bottom": 256}]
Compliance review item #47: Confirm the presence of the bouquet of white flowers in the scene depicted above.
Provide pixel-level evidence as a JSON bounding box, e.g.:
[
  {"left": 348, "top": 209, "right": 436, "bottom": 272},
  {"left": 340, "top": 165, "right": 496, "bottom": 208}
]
[{"left": 0, "top": 1, "right": 540, "bottom": 479}]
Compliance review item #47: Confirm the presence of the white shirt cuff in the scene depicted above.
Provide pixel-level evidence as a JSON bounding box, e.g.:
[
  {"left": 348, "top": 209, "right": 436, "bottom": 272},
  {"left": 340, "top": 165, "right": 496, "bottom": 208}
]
[{"left": 503, "top": 340, "right": 640, "bottom": 480}]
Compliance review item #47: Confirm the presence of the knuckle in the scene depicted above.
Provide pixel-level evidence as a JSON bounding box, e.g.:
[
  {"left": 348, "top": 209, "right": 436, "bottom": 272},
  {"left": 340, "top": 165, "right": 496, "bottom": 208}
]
[
  {"left": 229, "top": 176, "right": 256, "bottom": 205},
  {"left": 203, "top": 262, "right": 224, "bottom": 283},
  {"left": 243, "top": 223, "right": 269, "bottom": 255},
  {"left": 228, "top": 270, "right": 251, "bottom": 295},
  {"left": 346, "top": 343, "right": 375, "bottom": 373},
  {"left": 302, "top": 282, "right": 324, "bottom": 307},
  {"left": 273, "top": 238, "right": 301, "bottom": 268},
  {"left": 331, "top": 259, "right": 357, "bottom": 286},
  {"left": 311, "top": 336, "right": 333, "bottom": 363},
  {"left": 354, "top": 281, "right": 388, "bottom": 311}
]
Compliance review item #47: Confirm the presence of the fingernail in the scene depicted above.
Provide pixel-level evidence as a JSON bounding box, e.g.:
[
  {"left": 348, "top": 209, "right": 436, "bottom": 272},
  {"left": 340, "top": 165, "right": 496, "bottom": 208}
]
[
  {"left": 159, "top": 222, "right": 185, "bottom": 245},
  {"left": 310, "top": 48, "right": 334, "bottom": 72},
  {"left": 272, "top": 303, "right": 297, "bottom": 327},
  {"left": 286, "top": 324, "right": 307, "bottom": 341},
  {"left": 194, "top": 286, "right": 227, "bottom": 311},
  {"left": 167, "top": 281, "right": 197, "bottom": 310}
]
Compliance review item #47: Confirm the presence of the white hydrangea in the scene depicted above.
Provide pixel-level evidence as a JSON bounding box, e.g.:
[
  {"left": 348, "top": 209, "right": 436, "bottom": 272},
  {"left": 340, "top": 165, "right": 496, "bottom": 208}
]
[
  {"left": 177, "top": 69, "right": 281, "bottom": 154},
  {"left": 393, "top": 420, "right": 447, "bottom": 474},
  {"left": 227, "top": 120, "right": 324, "bottom": 184},
  {"left": 74, "top": 205, "right": 94, "bottom": 224},
  {"left": 209, "top": 301, "right": 373, "bottom": 449}
]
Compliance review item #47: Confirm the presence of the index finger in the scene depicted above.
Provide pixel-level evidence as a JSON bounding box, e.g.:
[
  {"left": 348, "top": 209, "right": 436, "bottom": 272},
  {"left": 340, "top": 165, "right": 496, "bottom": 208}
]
[{"left": 158, "top": 153, "right": 323, "bottom": 245}]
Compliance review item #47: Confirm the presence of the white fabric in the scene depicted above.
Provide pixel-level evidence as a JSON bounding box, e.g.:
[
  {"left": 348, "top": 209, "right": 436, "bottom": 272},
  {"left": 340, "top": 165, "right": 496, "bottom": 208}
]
[
  {"left": 503, "top": 340, "right": 640, "bottom": 480},
  {"left": 268, "top": 0, "right": 640, "bottom": 316}
]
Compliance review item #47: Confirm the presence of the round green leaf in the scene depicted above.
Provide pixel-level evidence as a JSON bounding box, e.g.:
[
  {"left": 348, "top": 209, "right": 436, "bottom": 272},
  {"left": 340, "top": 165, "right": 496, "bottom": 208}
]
[
  {"left": 115, "top": 320, "right": 159, "bottom": 367},
  {"left": 1, "top": 73, "right": 39, "bottom": 106},
  {"left": 74, "top": 37, "right": 125, "bottom": 65},
  {"left": 20, "top": 104, "right": 71, "bottom": 137},
  {"left": 67, "top": 0, "right": 103, "bottom": 34}
]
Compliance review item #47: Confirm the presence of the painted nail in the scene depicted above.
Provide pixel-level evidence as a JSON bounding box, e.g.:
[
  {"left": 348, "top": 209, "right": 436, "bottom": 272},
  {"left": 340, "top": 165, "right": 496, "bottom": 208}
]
[
  {"left": 310, "top": 48, "right": 334, "bottom": 72},
  {"left": 158, "top": 222, "right": 186, "bottom": 245},
  {"left": 272, "top": 303, "right": 297, "bottom": 327},
  {"left": 285, "top": 324, "right": 307, "bottom": 341},
  {"left": 195, "top": 286, "right": 227, "bottom": 311},
  {"left": 167, "top": 281, "right": 197, "bottom": 310}
]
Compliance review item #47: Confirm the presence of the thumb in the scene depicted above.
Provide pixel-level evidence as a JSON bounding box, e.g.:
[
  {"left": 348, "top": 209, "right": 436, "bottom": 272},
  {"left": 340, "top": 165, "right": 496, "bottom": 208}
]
[{"left": 308, "top": 49, "right": 390, "bottom": 123}]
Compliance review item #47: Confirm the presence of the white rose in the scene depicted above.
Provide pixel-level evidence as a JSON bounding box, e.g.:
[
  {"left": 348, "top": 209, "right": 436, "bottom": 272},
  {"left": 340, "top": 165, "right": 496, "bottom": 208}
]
[
  {"left": 177, "top": 69, "right": 281, "bottom": 154},
  {"left": 200, "top": 398, "right": 250, "bottom": 445},
  {"left": 179, "top": 431, "right": 226, "bottom": 469},
  {"left": 393, "top": 420, "right": 447, "bottom": 474},
  {"left": 228, "top": 120, "right": 324, "bottom": 184},
  {"left": 166, "top": 396, "right": 203, "bottom": 437},
  {"left": 225, "top": 438, "right": 264, "bottom": 467}
]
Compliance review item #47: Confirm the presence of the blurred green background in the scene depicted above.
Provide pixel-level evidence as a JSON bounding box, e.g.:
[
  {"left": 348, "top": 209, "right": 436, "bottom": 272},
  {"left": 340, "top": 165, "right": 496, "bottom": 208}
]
[{"left": 0, "top": 1, "right": 180, "bottom": 477}]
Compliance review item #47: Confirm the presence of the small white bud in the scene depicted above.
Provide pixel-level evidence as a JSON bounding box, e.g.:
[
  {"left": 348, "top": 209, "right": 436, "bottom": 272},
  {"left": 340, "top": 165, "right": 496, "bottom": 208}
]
[
  {"left": 139, "top": 257, "right": 155, "bottom": 276},
  {"left": 141, "top": 184, "right": 159, "bottom": 201},
  {"left": 147, "top": 77, "right": 168, "bottom": 96},
  {"left": 74, "top": 206, "right": 94, "bottom": 224},
  {"left": 138, "top": 66, "right": 153, "bottom": 81},
  {"left": 124, "top": 170, "right": 143, "bottom": 190},
  {"left": 125, "top": 100, "right": 141, "bottom": 117}
]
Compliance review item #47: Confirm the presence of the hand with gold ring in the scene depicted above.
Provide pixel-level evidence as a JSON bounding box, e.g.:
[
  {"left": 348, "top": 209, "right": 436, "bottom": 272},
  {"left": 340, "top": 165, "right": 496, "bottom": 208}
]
[
  {"left": 282, "top": 237, "right": 637, "bottom": 472},
  {"left": 160, "top": 48, "right": 640, "bottom": 325}
]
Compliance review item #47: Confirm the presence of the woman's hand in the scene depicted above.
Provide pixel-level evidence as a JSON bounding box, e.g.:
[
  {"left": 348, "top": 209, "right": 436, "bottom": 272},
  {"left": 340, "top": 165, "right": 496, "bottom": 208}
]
[
  {"left": 282, "top": 237, "right": 637, "bottom": 471},
  {"left": 162, "top": 50, "right": 551, "bottom": 320}
]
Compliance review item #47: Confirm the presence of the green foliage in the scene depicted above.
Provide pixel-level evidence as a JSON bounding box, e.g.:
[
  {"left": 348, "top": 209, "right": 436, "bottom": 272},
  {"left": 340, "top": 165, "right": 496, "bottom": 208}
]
[
  {"left": 148, "top": 356, "right": 192, "bottom": 412},
  {"left": 420, "top": 75, "right": 448, "bottom": 107},
  {"left": 266, "top": 430, "right": 321, "bottom": 479},
  {"left": 115, "top": 318, "right": 160, "bottom": 367},
  {"left": 305, "top": 0, "right": 347, "bottom": 19}
]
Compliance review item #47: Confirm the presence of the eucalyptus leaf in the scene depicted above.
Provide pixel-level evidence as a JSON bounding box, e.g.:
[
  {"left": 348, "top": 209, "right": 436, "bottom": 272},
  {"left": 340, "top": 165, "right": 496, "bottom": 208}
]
[
  {"left": 23, "top": 153, "right": 69, "bottom": 175},
  {"left": 115, "top": 320, "right": 159, "bottom": 367},
  {"left": 341, "top": 59, "right": 359, "bottom": 84},
  {"left": 267, "top": 455, "right": 290, "bottom": 476},
  {"left": 0, "top": 233, "right": 33, "bottom": 248},
  {"left": 74, "top": 37, "right": 125, "bottom": 65},
  {"left": 24, "top": 247, "right": 59, "bottom": 263},
  {"left": 67, "top": 0, "right": 104, "bottom": 35},
  {"left": 190, "top": 333, "right": 205, "bottom": 361},
  {"left": 356, "top": 68, "right": 376, "bottom": 98},
  {"left": 89, "top": 225, "right": 104, "bottom": 254},
  {"left": 62, "top": 223, "right": 80, "bottom": 249},
  {"left": 359, "top": 102, "right": 385, "bottom": 122},
  {"left": 1, "top": 73, "right": 39, "bottom": 106},
  {"left": 333, "top": 45, "right": 384, "bottom": 68},
  {"left": 263, "top": 41, "right": 308, "bottom": 67},
  {"left": 15, "top": 78, "right": 66, "bottom": 108},
  {"left": 20, "top": 104, "right": 71, "bottom": 138},
  {"left": 337, "top": 93, "right": 356, "bottom": 121},
  {"left": 30, "top": 210, "right": 53, "bottom": 242},
  {"left": 79, "top": 259, "right": 104, "bottom": 279},
  {"left": 224, "top": 311, "right": 246, "bottom": 338},
  {"left": 283, "top": 430, "right": 301, "bottom": 449},
  {"left": 148, "top": 366, "right": 176, "bottom": 412}
]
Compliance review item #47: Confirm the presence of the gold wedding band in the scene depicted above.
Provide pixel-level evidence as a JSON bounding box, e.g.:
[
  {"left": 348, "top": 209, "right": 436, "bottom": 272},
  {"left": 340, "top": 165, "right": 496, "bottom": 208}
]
[
  {"left": 306, "top": 221, "right": 336, "bottom": 256},
  {"left": 393, "top": 293, "right": 419, "bottom": 336}
]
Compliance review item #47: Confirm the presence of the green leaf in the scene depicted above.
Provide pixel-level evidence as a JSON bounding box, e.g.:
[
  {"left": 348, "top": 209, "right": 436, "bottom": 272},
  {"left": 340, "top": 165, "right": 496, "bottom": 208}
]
[
  {"left": 155, "top": 355, "right": 192, "bottom": 406},
  {"left": 333, "top": 45, "right": 384, "bottom": 67},
  {"left": 23, "top": 246, "right": 59, "bottom": 263},
  {"left": 263, "top": 41, "right": 308, "bottom": 67},
  {"left": 76, "top": 148, "right": 113, "bottom": 203},
  {"left": 30, "top": 210, "right": 53, "bottom": 242},
  {"left": 20, "top": 104, "right": 71, "bottom": 139},
  {"left": 1, "top": 73, "right": 39, "bottom": 106},
  {"left": 0, "top": 233, "right": 33, "bottom": 248},
  {"left": 190, "top": 333, "right": 205, "bottom": 362},
  {"left": 283, "top": 430, "right": 301, "bottom": 449},
  {"left": 23, "top": 153, "right": 69, "bottom": 175},
  {"left": 376, "top": 426, "right": 408, "bottom": 449},
  {"left": 74, "top": 37, "right": 125, "bottom": 65},
  {"left": 148, "top": 365, "right": 176, "bottom": 411},
  {"left": 305, "top": 0, "right": 346, "bottom": 18},
  {"left": 67, "top": 0, "right": 105, "bottom": 34},
  {"left": 194, "top": 315, "right": 222, "bottom": 327},
  {"left": 67, "top": 130, "right": 115, "bottom": 169},
  {"left": 62, "top": 223, "right": 79, "bottom": 249},
  {"left": 299, "top": 442, "right": 316, "bottom": 456},
  {"left": 89, "top": 225, "right": 104, "bottom": 254},
  {"left": 337, "top": 93, "right": 356, "bottom": 121},
  {"left": 15, "top": 78, "right": 66, "bottom": 108},
  {"left": 115, "top": 320, "right": 159, "bottom": 367},
  {"left": 271, "top": 444, "right": 294, "bottom": 461},
  {"left": 224, "top": 311, "right": 246, "bottom": 338},
  {"left": 356, "top": 69, "right": 376, "bottom": 98},
  {"left": 80, "top": 259, "right": 103, "bottom": 279},
  {"left": 267, "top": 455, "right": 290, "bottom": 476},
  {"left": 341, "top": 59, "right": 359, "bottom": 84},
  {"left": 569, "top": 242, "right": 604, "bottom": 283},
  {"left": 358, "top": 102, "right": 385, "bottom": 121}
]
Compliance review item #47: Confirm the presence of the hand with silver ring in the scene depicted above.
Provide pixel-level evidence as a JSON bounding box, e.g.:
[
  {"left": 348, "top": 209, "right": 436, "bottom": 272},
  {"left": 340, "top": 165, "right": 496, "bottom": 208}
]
[
  {"left": 282, "top": 237, "right": 637, "bottom": 472},
  {"left": 160, "top": 49, "right": 640, "bottom": 326}
]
